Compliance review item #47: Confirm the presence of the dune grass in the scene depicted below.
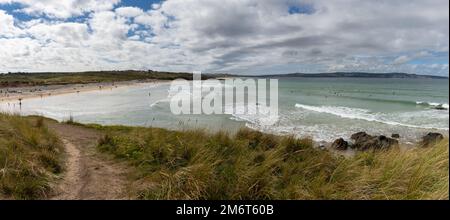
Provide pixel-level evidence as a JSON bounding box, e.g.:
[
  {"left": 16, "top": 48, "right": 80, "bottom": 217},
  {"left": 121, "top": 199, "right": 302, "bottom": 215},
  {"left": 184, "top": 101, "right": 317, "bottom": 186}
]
[
  {"left": 0, "top": 112, "right": 446, "bottom": 200},
  {"left": 0, "top": 114, "right": 63, "bottom": 199},
  {"left": 93, "top": 125, "right": 449, "bottom": 200}
]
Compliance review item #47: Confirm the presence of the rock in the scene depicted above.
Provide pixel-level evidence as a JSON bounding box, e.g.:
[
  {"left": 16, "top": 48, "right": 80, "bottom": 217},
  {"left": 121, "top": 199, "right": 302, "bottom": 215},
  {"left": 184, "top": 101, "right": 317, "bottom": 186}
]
[
  {"left": 351, "top": 132, "right": 399, "bottom": 151},
  {"left": 421, "top": 133, "right": 444, "bottom": 147},
  {"left": 375, "top": 135, "right": 399, "bottom": 150},
  {"left": 391, "top": 133, "right": 400, "bottom": 139},
  {"left": 331, "top": 138, "right": 349, "bottom": 150},
  {"left": 351, "top": 132, "right": 372, "bottom": 144}
]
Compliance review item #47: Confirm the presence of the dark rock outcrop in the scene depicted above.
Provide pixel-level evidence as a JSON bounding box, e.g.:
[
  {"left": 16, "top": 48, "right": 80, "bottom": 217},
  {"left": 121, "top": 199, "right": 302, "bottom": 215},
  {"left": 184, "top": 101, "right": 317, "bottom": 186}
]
[
  {"left": 351, "top": 132, "right": 372, "bottom": 144},
  {"left": 391, "top": 134, "right": 400, "bottom": 139},
  {"left": 421, "top": 133, "right": 444, "bottom": 147},
  {"left": 331, "top": 138, "right": 349, "bottom": 150},
  {"left": 350, "top": 132, "right": 399, "bottom": 151}
]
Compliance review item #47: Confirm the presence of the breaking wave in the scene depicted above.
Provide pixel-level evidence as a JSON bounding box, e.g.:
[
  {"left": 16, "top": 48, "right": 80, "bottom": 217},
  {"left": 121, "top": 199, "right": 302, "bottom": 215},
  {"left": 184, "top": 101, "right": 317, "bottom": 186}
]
[
  {"left": 416, "top": 101, "right": 449, "bottom": 110},
  {"left": 294, "top": 103, "right": 448, "bottom": 130}
]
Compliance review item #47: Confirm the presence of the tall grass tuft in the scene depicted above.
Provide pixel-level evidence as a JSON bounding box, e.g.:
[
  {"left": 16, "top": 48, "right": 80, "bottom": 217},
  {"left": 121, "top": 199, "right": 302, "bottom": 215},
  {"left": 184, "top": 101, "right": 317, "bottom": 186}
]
[
  {"left": 0, "top": 114, "right": 63, "bottom": 199},
  {"left": 94, "top": 125, "right": 449, "bottom": 200}
]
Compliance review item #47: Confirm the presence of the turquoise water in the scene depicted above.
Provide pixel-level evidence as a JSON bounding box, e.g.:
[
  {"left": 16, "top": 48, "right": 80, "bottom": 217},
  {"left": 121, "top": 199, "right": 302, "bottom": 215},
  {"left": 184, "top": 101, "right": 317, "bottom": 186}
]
[
  {"left": 274, "top": 77, "right": 448, "bottom": 142},
  {"left": 1, "top": 78, "right": 448, "bottom": 143}
]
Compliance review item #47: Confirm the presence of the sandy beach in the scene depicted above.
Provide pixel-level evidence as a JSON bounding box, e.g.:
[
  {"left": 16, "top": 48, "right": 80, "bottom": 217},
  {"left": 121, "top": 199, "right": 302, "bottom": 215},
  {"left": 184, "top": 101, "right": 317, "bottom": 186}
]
[{"left": 0, "top": 79, "right": 168, "bottom": 103}]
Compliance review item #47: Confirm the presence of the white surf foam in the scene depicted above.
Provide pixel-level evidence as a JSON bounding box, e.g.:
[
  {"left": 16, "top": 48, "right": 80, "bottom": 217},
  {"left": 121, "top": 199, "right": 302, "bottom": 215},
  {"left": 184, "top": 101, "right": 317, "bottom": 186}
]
[
  {"left": 150, "top": 98, "right": 170, "bottom": 108},
  {"left": 416, "top": 101, "right": 449, "bottom": 110},
  {"left": 226, "top": 102, "right": 279, "bottom": 126},
  {"left": 294, "top": 103, "right": 449, "bottom": 130}
]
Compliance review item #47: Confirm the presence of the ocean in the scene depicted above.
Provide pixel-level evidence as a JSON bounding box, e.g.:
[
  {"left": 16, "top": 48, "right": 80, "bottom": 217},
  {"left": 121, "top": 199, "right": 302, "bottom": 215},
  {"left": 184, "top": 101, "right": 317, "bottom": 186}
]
[{"left": 1, "top": 77, "right": 448, "bottom": 143}]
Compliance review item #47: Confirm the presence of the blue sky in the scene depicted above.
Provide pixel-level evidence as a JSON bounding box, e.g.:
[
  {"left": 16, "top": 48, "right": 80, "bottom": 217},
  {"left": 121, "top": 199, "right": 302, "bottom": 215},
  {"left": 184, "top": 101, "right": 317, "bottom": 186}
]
[
  {"left": 0, "top": 0, "right": 448, "bottom": 76},
  {"left": 1, "top": 0, "right": 161, "bottom": 21},
  {"left": 119, "top": 0, "right": 161, "bottom": 10}
]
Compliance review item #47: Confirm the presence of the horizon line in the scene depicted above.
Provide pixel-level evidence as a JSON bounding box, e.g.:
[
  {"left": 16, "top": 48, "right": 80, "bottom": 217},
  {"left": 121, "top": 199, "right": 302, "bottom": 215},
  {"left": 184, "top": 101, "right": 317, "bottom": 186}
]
[{"left": 1, "top": 70, "right": 448, "bottom": 78}]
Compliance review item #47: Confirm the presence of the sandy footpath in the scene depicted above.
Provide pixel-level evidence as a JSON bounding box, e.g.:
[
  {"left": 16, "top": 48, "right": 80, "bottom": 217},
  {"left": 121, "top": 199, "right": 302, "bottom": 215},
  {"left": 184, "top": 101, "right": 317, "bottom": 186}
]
[
  {"left": 46, "top": 120, "right": 132, "bottom": 200},
  {"left": 0, "top": 79, "right": 168, "bottom": 103}
]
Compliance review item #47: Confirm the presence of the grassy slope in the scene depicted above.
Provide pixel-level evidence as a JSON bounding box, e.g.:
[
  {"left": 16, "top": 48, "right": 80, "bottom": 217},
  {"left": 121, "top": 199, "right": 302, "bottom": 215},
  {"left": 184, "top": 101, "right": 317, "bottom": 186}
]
[
  {"left": 0, "top": 113, "right": 447, "bottom": 200},
  {"left": 0, "top": 70, "right": 213, "bottom": 88},
  {"left": 92, "top": 125, "right": 449, "bottom": 200},
  {"left": 0, "top": 115, "right": 63, "bottom": 199}
]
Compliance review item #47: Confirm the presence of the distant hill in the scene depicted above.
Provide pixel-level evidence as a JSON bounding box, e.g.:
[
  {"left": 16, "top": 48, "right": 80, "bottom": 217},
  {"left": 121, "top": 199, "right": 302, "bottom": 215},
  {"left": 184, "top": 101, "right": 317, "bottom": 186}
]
[
  {"left": 0, "top": 70, "right": 222, "bottom": 88},
  {"left": 259, "top": 72, "right": 448, "bottom": 79}
]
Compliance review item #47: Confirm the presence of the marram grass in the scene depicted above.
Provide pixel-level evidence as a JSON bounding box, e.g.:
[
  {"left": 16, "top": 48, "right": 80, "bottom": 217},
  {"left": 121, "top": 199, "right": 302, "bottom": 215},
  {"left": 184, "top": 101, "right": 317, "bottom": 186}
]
[
  {"left": 0, "top": 113, "right": 447, "bottom": 200},
  {"left": 0, "top": 114, "right": 63, "bottom": 199},
  {"left": 95, "top": 125, "right": 449, "bottom": 200}
]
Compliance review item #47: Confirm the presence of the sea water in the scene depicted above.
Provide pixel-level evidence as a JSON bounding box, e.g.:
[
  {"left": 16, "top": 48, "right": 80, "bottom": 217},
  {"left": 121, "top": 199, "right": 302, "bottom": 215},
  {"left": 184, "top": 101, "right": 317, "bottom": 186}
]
[{"left": 1, "top": 77, "right": 448, "bottom": 143}]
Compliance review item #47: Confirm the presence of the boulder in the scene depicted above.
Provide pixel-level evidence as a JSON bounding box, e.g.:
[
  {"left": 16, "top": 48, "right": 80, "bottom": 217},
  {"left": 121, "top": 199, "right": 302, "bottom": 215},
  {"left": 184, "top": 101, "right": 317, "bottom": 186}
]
[
  {"left": 421, "top": 133, "right": 444, "bottom": 147},
  {"left": 351, "top": 132, "right": 372, "bottom": 144},
  {"left": 351, "top": 132, "right": 399, "bottom": 151},
  {"left": 375, "top": 135, "right": 399, "bottom": 149},
  {"left": 331, "top": 138, "right": 349, "bottom": 150},
  {"left": 391, "top": 133, "right": 400, "bottom": 139}
]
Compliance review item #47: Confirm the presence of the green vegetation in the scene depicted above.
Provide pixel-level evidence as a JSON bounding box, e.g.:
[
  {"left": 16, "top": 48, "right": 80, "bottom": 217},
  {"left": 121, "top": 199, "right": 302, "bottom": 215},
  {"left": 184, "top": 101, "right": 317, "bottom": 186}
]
[
  {"left": 0, "top": 70, "right": 219, "bottom": 88},
  {"left": 0, "top": 114, "right": 63, "bottom": 199},
  {"left": 0, "top": 112, "right": 447, "bottom": 200},
  {"left": 93, "top": 125, "right": 449, "bottom": 200}
]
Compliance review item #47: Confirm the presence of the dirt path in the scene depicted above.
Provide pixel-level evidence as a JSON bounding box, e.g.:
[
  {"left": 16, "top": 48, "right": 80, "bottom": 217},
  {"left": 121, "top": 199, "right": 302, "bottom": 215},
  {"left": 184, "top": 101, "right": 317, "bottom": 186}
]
[{"left": 47, "top": 122, "right": 131, "bottom": 200}]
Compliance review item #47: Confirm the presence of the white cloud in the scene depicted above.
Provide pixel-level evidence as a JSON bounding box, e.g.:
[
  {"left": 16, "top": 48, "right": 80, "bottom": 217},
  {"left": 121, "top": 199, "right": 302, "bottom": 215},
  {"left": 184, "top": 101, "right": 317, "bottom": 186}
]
[
  {"left": 0, "top": 0, "right": 448, "bottom": 75},
  {"left": 393, "top": 51, "right": 433, "bottom": 65},
  {"left": 0, "top": 10, "right": 24, "bottom": 37},
  {"left": 393, "top": 55, "right": 412, "bottom": 65},
  {"left": 115, "top": 6, "right": 143, "bottom": 18},
  {"left": 141, "top": 0, "right": 449, "bottom": 74},
  {"left": 0, "top": 0, "right": 120, "bottom": 18},
  {"left": 27, "top": 22, "right": 90, "bottom": 46},
  {"left": 151, "top": 3, "right": 161, "bottom": 10}
]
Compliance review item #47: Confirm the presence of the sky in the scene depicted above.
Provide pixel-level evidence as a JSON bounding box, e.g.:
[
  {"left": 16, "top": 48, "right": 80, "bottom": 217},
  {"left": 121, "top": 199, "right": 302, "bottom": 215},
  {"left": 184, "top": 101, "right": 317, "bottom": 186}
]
[{"left": 0, "top": 0, "right": 448, "bottom": 76}]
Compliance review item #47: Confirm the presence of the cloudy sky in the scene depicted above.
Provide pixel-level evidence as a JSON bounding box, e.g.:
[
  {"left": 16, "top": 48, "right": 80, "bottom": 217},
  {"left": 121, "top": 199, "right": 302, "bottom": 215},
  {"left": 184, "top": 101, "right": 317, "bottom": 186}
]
[{"left": 0, "top": 0, "right": 448, "bottom": 75}]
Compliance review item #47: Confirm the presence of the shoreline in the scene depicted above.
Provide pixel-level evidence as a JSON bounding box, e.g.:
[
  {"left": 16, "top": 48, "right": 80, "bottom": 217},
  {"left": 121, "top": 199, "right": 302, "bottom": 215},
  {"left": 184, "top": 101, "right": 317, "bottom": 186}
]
[
  {"left": 0, "top": 79, "right": 447, "bottom": 153},
  {"left": 0, "top": 79, "right": 169, "bottom": 103}
]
